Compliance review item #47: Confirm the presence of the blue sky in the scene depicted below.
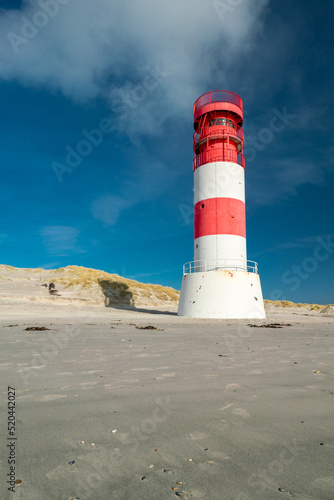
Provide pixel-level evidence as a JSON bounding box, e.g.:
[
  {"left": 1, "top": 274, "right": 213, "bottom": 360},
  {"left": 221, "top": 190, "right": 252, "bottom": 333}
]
[{"left": 0, "top": 0, "right": 333, "bottom": 303}]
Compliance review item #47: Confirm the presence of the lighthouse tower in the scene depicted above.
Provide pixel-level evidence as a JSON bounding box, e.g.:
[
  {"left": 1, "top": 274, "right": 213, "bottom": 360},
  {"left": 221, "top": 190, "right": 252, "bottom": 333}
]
[{"left": 178, "top": 90, "right": 265, "bottom": 318}]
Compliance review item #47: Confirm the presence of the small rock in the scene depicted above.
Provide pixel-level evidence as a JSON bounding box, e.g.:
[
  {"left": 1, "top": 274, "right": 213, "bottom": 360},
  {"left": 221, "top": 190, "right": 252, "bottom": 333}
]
[
  {"left": 141, "top": 475, "right": 148, "bottom": 480},
  {"left": 187, "top": 458, "right": 193, "bottom": 462},
  {"left": 154, "top": 448, "right": 159, "bottom": 452},
  {"left": 177, "top": 481, "right": 183, "bottom": 485},
  {"left": 278, "top": 488, "right": 287, "bottom": 492},
  {"left": 148, "top": 464, "right": 154, "bottom": 468},
  {"left": 80, "top": 441, "right": 85, "bottom": 445},
  {"left": 90, "top": 443, "right": 95, "bottom": 447},
  {"left": 68, "top": 461, "right": 75, "bottom": 465},
  {"left": 111, "top": 429, "right": 117, "bottom": 433}
]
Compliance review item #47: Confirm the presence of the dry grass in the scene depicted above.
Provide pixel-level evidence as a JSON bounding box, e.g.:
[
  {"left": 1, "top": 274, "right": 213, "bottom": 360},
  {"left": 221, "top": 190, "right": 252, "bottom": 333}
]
[
  {"left": 264, "top": 299, "right": 329, "bottom": 311},
  {"left": 48, "top": 265, "right": 180, "bottom": 304},
  {"left": 0, "top": 264, "right": 180, "bottom": 306}
]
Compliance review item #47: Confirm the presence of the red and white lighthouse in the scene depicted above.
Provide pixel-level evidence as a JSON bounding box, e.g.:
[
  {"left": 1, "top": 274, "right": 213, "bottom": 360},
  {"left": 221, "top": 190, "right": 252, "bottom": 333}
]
[{"left": 178, "top": 90, "right": 265, "bottom": 318}]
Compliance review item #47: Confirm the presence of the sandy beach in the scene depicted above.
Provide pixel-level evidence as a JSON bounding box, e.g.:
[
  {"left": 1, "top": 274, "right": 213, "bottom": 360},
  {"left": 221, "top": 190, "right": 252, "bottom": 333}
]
[{"left": 1, "top": 269, "right": 334, "bottom": 500}]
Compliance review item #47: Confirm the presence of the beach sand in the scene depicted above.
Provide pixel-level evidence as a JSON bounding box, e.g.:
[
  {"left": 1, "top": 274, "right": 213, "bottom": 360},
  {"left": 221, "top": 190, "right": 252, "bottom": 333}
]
[{"left": 0, "top": 273, "right": 334, "bottom": 499}]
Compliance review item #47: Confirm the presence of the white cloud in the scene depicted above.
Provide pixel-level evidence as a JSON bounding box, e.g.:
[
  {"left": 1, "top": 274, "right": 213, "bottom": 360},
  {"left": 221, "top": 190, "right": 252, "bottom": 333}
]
[
  {"left": 40, "top": 225, "right": 84, "bottom": 255},
  {"left": 0, "top": 0, "right": 270, "bottom": 129},
  {"left": 91, "top": 195, "right": 131, "bottom": 226}
]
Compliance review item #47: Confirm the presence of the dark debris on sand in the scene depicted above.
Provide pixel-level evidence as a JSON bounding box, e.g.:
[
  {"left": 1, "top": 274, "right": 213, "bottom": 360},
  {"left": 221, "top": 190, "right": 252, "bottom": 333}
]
[
  {"left": 24, "top": 326, "right": 51, "bottom": 331},
  {"left": 135, "top": 325, "right": 164, "bottom": 331},
  {"left": 248, "top": 323, "right": 292, "bottom": 328}
]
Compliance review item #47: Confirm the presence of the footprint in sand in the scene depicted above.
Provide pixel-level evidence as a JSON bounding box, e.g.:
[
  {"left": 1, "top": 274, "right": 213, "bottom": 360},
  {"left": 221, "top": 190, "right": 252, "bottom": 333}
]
[
  {"left": 46, "top": 464, "right": 70, "bottom": 480},
  {"left": 17, "top": 394, "right": 35, "bottom": 401},
  {"left": 35, "top": 394, "right": 67, "bottom": 402},
  {"left": 154, "top": 372, "right": 176, "bottom": 380},
  {"left": 209, "top": 419, "right": 229, "bottom": 432},
  {"left": 154, "top": 468, "right": 175, "bottom": 476},
  {"left": 220, "top": 403, "right": 233, "bottom": 412},
  {"left": 188, "top": 488, "right": 207, "bottom": 498},
  {"left": 11, "top": 485, "right": 41, "bottom": 500},
  {"left": 310, "top": 476, "right": 334, "bottom": 495},
  {"left": 189, "top": 431, "right": 207, "bottom": 440},
  {"left": 225, "top": 383, "right": 240, "bottom": 392},
  {"left": 232, "top": 408, "right": 250, "bottom": 417},
  {"left": 205, "top": 450, "right": 229, "bottom": 460}
]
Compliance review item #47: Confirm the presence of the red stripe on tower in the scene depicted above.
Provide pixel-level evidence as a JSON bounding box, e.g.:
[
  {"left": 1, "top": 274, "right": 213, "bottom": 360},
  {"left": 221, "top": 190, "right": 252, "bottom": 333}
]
[{"left": 194, "top": 198, "right": 246, "bottom": 239}]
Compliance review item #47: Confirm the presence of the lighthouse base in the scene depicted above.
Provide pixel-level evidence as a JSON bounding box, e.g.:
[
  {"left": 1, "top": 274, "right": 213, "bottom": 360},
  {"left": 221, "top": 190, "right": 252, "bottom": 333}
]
[{"left": 178, "top": 270, "right": 265, "bottom": 319}]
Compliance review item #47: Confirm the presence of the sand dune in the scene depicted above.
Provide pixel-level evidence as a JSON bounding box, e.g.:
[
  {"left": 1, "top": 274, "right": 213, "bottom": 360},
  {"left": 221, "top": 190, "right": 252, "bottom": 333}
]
[{"left": 0, "top": 264, "right": 180, "bottom": 310}]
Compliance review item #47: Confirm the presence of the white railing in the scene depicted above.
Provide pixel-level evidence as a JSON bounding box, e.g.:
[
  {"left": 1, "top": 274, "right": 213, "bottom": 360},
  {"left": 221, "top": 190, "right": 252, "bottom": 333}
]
[{"left": 183, "top": 259, "right": 258, "bottom": 274}]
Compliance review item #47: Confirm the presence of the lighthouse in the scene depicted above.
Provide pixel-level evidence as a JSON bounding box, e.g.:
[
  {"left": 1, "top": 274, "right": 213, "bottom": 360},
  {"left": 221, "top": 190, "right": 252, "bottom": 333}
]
[{"left": 178, "top": 90, "right": 265, "bottom": 318}]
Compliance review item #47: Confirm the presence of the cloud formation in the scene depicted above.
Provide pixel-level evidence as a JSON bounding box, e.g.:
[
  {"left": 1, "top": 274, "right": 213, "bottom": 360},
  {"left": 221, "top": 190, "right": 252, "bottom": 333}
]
[
  {"left": 40, "top": 225, "right": 83, "bottom": 256},
  {"left": 0, "top": 0, "right": 269, "bottom": 114}
]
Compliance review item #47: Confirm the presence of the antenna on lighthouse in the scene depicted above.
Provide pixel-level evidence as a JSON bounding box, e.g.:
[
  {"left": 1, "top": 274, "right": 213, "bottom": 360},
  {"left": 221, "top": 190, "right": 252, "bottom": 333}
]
[{"left": 178, "top": 90, "right": 265, "bottom": 319}]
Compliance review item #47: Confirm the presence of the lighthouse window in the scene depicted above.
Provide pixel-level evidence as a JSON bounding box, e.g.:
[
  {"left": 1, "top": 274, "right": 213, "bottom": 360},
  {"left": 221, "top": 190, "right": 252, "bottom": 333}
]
[
  {"left": 201, "top": 203, "right": 205, "bottom": 209},
  {"left": 208, "top": 118, "right": 236, "bottom": 129}
]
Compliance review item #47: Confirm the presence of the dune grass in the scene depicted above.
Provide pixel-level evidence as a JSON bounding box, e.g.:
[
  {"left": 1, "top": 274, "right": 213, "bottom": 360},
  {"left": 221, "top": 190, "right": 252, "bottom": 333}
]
[
  {"left": 264, "top": 299, "right": 330, "bottom": 311},
  {"left": 49, "top": 265, "right": 180, "bottom": 303}
]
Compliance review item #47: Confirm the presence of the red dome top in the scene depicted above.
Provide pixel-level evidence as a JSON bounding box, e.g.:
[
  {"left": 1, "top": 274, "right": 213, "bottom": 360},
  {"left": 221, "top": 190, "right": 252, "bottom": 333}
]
[{"left": 194, "top": 90, "right": 243, "bottom": 127}]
